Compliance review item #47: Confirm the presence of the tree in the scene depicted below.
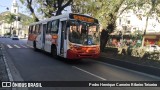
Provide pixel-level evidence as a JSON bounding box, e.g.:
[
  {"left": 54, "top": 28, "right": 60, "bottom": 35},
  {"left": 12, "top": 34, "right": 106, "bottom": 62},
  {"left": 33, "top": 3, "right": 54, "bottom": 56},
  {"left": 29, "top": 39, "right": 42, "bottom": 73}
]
[
  {"left": 20, "top": 0, "right": 73, "bottom": 20},
  {"left": 20, "top": 0, "right": 39, "bottom": 21},
  {"left": 73, "top": 0, "right": 131, "bottom": 51},
  {"left": 5, "top": 13, "right": 16, "bottom": 24},
  {"left": 4, "top": 13, "right": 16, "bottom": 35},
  {"left": 37, "top": 0, "right": 73, "bottom": 17},
  {"left": 73, "top": 0, "right": 160, "bottom": 50}
]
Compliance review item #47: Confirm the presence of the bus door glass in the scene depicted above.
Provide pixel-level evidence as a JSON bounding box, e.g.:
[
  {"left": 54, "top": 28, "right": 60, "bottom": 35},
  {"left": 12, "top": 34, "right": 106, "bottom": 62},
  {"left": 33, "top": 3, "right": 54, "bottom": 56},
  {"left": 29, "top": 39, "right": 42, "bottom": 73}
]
[
  {"left": 42, "top": 24, "right": 47, "bottom": 49},
  {"left": 60, "top": 21, "right": 67, "bottom": 55}
]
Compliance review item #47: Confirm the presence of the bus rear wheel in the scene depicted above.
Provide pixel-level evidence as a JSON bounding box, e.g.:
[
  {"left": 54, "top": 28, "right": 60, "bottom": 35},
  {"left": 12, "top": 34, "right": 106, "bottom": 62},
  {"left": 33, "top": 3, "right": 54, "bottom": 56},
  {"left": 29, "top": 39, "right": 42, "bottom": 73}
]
[{"left": 51, "top": 46, "right": 58, "bottom": 58}]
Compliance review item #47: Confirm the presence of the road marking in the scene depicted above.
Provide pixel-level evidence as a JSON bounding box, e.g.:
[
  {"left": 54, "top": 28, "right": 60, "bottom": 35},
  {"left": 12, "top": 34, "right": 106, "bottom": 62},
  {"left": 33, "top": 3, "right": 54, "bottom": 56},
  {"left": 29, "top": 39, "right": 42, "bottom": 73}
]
[
  {"left": 14, "top": 45, "right": 20, "bottom": 48},
  {"left": 72, "top": 66, "right": 106, "bottom": 81},
  {"left": 1, "top": 45, "right": 29, "bottom": 90},
  {"left": 21, "top": 45, "right": 28, "bottom": 48},
  {"left": 7, "top": 44, "right": 13, "bottom": 48},
  {"left": 27, "top": 45, "right": 33, "bottom": 48}
]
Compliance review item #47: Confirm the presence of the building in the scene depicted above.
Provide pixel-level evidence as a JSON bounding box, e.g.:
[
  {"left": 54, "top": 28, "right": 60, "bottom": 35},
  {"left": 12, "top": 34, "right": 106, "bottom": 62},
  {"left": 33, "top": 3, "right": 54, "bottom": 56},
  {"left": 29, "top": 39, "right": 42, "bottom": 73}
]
[
  {"left": 110, "top": 4, "right": 160, "bottom": 47},
  {"left": 0, "top": 0, "right": 32, "bottom": 38}
]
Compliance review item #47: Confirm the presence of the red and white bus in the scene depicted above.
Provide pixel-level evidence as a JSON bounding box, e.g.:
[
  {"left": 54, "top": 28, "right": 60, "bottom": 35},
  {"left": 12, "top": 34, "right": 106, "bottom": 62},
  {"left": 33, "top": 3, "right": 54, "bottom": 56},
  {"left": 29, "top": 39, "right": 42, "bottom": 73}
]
[{"left": 27, "top": 13, "right": 100, "bottom": 59}]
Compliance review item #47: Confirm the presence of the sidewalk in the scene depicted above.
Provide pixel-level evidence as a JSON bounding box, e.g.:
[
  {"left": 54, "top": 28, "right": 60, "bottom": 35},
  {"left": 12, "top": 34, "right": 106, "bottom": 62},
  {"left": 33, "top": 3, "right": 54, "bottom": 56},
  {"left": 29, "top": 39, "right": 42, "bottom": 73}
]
[
  {"left": 0, "top": 45, "right": 9, "bottom": 81},
  {"left": 100, "top": 51, "right": 160, "bottom": 77}
]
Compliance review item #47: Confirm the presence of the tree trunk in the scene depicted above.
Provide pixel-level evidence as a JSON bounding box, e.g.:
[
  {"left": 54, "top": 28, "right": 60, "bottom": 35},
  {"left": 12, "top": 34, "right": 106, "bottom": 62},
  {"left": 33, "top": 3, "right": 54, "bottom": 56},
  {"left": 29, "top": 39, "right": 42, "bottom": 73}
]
[
  {"left": 142, "top": 16, "right": 149, "bottom": 47},
  {"left": 100, "top": 13, "right": 116, "bottom": 51},
  {"left": 27, "top": 0, "right": 39, "bottom": 22},
  {"left": 56, "top": 9, "right": 63, "bottom": 16}
]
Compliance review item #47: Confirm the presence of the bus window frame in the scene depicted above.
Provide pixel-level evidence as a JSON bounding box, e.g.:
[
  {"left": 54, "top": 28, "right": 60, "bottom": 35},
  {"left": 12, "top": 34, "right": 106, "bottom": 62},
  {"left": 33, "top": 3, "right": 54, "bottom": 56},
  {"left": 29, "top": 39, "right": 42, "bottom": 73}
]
[
  {"left": 34, "top": 25, "right": 37, "bottom": 34},
  {"left": 38, "top": 24, "right": 42, "bottom": 34},
  {"left": 32, "top": 25, "right": 36, "bottom": 34}
]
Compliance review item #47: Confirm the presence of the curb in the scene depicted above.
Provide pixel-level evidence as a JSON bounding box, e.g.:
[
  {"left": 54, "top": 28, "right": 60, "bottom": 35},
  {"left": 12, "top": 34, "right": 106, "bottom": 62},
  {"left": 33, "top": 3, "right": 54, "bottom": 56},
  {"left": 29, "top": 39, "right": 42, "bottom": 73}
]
[
  {"left": 0, "top": 44, "right": 14, "bottom": 81},
  {"left": 99, "top": 55, "right": 160, "bottom": 77}
]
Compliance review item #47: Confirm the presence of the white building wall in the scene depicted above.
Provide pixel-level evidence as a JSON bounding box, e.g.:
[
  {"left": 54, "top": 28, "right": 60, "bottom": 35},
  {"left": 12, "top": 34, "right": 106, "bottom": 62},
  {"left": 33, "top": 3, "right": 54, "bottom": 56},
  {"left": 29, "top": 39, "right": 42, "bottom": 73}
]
[{"left": 116, "top": 5, "right": 160, "bottom": 34}]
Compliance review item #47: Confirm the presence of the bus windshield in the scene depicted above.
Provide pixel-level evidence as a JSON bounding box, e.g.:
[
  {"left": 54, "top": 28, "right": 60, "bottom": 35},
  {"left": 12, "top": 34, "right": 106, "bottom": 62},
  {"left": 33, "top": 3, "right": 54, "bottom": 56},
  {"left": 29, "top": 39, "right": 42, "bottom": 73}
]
[{"left": 69, "top": 20, "right": 100, "bottom": 45}]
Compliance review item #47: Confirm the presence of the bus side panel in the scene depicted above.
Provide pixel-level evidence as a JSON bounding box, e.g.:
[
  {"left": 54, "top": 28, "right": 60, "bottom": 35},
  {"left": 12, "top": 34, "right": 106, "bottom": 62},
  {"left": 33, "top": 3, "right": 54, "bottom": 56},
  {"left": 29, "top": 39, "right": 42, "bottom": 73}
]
[
  {"left": 36, "top": 34, "right": 42, "bottom": 49},
  {"left": 27, "top": 40, "right": 33, "bottom": 48},
  {"left": 27, "top": 34, "right": 37, "bottom": 47},
  {"left": 44, "top": 34, "right": 52, "bottom": 53}
]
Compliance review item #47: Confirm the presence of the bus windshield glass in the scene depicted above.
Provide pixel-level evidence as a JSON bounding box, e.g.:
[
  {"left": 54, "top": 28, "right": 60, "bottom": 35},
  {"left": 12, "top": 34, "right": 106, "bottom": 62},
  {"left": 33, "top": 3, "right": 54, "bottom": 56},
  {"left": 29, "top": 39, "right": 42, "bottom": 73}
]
[{"left": 69, "top": 20, "right": 99, "bottom": 45}]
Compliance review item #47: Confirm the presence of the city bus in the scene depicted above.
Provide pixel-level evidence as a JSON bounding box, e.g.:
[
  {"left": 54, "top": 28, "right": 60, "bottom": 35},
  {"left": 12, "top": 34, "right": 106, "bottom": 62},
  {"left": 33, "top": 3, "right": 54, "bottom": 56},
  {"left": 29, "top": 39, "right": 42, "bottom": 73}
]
[{"left": 27, "top": 13, "right": 100, "bottom": 59}]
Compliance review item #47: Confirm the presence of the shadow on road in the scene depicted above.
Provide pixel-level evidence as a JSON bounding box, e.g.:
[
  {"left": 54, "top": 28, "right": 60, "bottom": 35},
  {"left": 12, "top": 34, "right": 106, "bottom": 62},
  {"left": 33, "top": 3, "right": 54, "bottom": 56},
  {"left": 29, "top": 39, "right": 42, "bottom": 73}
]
[{"left": 34, "top": 49, "right": 94, "bottom": 66}]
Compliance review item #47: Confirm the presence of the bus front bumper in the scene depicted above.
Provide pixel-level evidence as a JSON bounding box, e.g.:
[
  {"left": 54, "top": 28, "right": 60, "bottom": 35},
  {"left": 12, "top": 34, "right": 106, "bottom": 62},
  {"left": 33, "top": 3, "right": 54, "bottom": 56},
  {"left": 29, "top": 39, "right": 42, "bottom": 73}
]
[{"left": 67, "top": 50, "right": 100, "bottom": 60}]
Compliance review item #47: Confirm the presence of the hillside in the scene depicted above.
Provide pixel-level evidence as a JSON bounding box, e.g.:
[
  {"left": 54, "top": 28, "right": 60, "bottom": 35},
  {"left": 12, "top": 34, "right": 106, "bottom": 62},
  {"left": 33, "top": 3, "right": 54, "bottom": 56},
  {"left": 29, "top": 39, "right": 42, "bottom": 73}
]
[{"left": 0, "top": 11, "right": 33, "bottom": 25}]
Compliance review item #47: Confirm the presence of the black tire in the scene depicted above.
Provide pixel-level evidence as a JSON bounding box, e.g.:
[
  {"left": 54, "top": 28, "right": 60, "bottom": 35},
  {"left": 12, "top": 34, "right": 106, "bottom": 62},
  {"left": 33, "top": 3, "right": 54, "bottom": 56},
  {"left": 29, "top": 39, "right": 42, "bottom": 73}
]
[
  {"left": 51, "top": 46, "right": 58, "bottom": 58},
  {"left": 33, "top": 41, "right": 38, "bottom": 51}
]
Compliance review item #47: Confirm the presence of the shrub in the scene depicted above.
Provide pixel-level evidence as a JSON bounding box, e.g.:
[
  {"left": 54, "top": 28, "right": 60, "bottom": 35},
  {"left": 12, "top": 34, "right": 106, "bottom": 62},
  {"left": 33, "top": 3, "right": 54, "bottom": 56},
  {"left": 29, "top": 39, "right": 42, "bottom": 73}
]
[
  {"left": 131, "top": 47, "right": 145, "bottom": 58},
  {"left": 142, "top": 52, "right": 160, "bottom": 61}
]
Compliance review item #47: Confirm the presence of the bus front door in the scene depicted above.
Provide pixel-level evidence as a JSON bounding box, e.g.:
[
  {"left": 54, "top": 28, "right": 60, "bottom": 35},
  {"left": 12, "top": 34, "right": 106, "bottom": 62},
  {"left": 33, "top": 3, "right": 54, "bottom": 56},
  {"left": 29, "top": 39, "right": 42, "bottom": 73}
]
[{"left": 58, "top": 19, "right": 68, "bottom": 58}]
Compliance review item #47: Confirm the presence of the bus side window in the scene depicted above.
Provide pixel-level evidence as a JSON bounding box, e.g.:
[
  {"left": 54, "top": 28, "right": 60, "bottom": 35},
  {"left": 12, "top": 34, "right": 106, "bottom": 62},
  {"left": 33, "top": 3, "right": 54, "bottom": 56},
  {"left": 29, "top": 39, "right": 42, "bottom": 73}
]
[
  {"left": 51, "top": 20, "right": 59, "bottom": 34},
  {"left": 47, "top": 21, "right": 51, "bottom": 34},
  {"left": 36, "top": 24, "right": 40, "bottom": 34},
  {"left": 32, "top": 25, "right": 35, "bottom": 34},
  {"left": 30, "top": 26, "right": 33, "bottom": 34}
]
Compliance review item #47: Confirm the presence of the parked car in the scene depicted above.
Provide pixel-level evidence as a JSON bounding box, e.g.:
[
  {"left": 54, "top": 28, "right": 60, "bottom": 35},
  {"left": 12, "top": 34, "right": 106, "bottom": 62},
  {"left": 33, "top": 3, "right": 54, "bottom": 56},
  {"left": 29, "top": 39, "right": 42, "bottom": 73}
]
[
  {"left": 6, "top": 35, "right": 10, "bottom": 38},
  {"left": 11, "top": 35, "right": 19, "bottom": 40},
  {"left": 145, "top": 45, "right": 160, "bottom": 52}
]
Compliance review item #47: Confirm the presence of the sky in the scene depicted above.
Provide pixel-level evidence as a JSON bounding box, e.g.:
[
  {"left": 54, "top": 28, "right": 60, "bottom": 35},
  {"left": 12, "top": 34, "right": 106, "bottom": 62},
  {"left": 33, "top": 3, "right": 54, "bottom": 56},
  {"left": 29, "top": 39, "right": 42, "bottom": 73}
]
[
  {"left": 0, "top": 0, "right": 72, "bottom": 18},
  {"left": 0, "top": 0, "right": 25, "bottom": 14}
]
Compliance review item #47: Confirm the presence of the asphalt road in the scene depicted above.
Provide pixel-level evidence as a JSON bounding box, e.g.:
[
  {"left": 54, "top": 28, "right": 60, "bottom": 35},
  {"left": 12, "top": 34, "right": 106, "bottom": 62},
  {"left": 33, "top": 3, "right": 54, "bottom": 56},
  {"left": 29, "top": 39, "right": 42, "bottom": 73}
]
[{"left": 0, "top": 38, "right": 160, "bottom": 90}]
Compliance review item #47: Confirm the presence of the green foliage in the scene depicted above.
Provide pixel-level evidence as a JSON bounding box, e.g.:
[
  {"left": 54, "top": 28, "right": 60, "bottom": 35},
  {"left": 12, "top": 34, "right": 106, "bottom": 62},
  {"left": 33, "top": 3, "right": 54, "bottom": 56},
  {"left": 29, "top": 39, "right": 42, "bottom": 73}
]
[
  {"left": 20, "top": 0, "right": 73, "bottom": 20},
  {"left": 19, "top": 13, "right": 33, "bottom": 26},
  {"left": 4, "top": 32, "right": 11, "bottom": 35},
  {"left": 131, "top": 47, "right": 145, "bottom": 57},
  {"left": 4, "top": 13, "right": 16, "bottom": 24},
  {"left": 0, "top": 11, "right": 32, "bottom": 26},
  {"left": 73, "top": 0, "right": 126, "bottom": 30}
]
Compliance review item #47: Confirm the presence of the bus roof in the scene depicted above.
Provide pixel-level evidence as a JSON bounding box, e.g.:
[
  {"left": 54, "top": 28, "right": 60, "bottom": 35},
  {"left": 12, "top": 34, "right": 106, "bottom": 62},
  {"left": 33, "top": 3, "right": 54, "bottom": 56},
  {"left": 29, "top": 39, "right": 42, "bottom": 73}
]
[{"left": 29, "top": 13, "right": 99, "bottom": 26}]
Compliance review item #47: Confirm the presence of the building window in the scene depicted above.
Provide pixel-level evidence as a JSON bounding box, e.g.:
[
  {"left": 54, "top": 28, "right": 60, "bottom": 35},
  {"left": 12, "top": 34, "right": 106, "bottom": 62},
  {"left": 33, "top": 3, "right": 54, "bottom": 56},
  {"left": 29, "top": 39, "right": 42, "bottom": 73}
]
[
  {"left": 127, "top": 20, "right": 130, "bottom": 24},
  {"left": 14, "top": 9, "right": 16, "bottom": 13}
]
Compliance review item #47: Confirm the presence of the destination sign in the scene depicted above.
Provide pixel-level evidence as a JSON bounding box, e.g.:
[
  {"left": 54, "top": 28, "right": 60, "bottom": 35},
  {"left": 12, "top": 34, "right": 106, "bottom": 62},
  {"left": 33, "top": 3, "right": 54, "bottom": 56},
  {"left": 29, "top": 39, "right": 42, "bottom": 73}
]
[
  {"left": 70, "top": 14, "right": 98, "bottom": 23},
  {"left": 73, "top": 15, "right": 94, "bottom": 23}
]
